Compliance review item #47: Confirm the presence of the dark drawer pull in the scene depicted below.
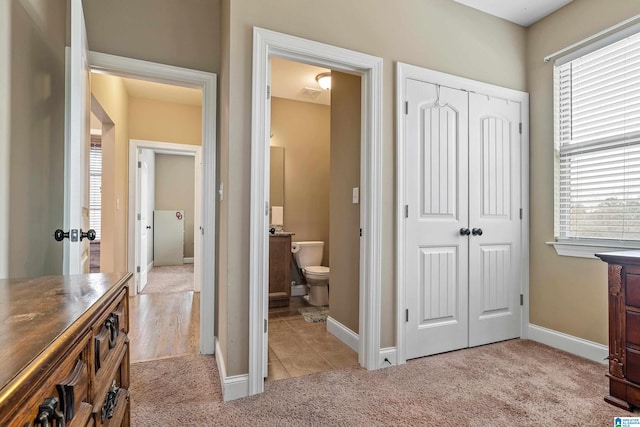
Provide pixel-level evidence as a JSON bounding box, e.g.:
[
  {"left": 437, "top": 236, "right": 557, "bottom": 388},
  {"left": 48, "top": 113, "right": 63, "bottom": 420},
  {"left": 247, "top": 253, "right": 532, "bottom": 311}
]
[
  {"left": 34, "top": 397, "right": 65, "bottom": 427},
  {"left": 105, "top": 313, "right": 119, "bottom": 349},
  {"left": 101, "top": 380, "right": 122, "bottom": 422}
]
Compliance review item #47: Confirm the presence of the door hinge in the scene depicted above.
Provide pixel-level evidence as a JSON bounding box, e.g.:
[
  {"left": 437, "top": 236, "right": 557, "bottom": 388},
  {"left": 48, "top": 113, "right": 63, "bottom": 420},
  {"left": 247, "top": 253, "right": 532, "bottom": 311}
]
[
  {"left": 406, "top": 309, "right": 409, "bottom": 322},
  {"left": 519, "top": 208, "right": 523, "bottom": 220},
  {"left": 520, "top": 294, "right": 524, "bottom": 306},
  {"left": 137, "top": 213, "right": 141, "bottom": 220},
  {"left": 405, "top": 205, "right": 409, "bottom": 218},
  {"left": 267, "top": 85, "right": 271, "bottom": 100},
  {"left": 265, "top": 201, "right": 269, "bottom": 216},
  {"left": 359, "top": 228, "right": 362, "bottom": 237},
  {"left": 137, "top": 266, "right": 141, "bottom": 273},
  {"left": 405, "top": 101, "right": 408, "bottom": 115},
  {"left": 264, "top": 319, "right": 268, "bottom": 333},
  {"left": 138, "top": 161, "right": 141, "bottom": 168},
  {"left": 519, "top": 122, "right": 522, "bottom": 134}
]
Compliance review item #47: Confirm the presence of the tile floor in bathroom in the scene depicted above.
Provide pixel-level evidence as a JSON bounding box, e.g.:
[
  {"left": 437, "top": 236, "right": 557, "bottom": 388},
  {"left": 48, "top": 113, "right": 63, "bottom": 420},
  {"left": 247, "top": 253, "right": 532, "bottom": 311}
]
[{"left": 267, "top": 296, "right": 359, "bottom": 381}]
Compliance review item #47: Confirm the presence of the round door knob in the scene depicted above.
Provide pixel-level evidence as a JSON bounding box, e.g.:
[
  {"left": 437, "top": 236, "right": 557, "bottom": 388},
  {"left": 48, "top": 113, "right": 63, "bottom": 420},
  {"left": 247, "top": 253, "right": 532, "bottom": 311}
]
[
  {"left": 80, "top": 229, "right": 97, "bottom": 241},
  {"left": 54, "top": 229, "right": 68, "bottom": 241},
  {"left": 459, "top": 228, "right": 471, "bottom": 236},
  {"left": 472, "top": 228, "right": 483, "bottom": 236}
]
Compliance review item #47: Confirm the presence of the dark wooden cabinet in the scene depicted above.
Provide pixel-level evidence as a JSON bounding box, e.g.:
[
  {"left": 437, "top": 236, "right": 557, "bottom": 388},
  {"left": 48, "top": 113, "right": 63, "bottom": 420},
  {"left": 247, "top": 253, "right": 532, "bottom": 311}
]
[
  {"left": 596, "top": 250, "right": 640, "bottom": 411},
  {"left": 269, "top": 234, "right": 292, "bottom": 308},
  {"left": 0, "top": 273, "right": 132, "bottom": 426}
]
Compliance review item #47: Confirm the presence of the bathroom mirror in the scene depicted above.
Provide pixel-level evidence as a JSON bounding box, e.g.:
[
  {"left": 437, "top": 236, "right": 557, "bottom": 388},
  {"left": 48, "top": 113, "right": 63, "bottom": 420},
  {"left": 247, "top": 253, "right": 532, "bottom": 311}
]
[{"left": 270, "top": 146, "right": 285, "bottom": 223}]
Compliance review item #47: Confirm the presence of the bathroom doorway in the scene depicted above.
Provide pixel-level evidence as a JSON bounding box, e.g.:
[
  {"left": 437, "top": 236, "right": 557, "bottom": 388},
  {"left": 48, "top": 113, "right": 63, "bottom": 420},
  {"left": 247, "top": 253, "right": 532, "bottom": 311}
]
[
  {"left": 265, "top": 58, "right": 362, "bottom": 381},
  {"left": 250, "top": 28, "right": 383, "bottom": 396}
]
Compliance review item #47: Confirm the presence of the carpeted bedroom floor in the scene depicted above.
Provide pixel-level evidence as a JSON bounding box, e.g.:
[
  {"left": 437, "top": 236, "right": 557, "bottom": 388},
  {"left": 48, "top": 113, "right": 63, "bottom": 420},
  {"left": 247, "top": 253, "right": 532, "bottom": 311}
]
[
  {"left": 129, "top": 339, "right": 627, "bottom": 426},
  {"left": 142, "top": 264, "right": 194, "bottom": 294}
]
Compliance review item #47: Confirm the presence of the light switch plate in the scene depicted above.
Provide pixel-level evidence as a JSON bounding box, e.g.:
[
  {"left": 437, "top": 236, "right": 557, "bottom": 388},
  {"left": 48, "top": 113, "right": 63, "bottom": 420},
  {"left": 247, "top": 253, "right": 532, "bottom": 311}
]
[{"left": 352, "top": 187, "right": 359, "bottom": 204}]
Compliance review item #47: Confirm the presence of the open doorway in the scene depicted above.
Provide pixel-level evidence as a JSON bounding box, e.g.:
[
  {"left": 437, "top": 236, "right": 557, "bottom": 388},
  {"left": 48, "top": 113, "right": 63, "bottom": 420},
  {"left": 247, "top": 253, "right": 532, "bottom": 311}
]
[
  {"left": 265, "top": 58, "right": 361, "bottom": 381},
  {"left": 249, "top": 28, "right": 383, "bottom": 397},
  {"left": 88, "top": 52, "right": 217, "bottom": 358}
]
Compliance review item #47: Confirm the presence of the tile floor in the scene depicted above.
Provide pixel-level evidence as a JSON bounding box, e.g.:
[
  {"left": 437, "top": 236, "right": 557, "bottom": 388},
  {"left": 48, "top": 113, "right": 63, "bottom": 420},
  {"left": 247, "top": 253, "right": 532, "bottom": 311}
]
[{"left": 267, "top": 297, "right": 359, "bottom": 381}]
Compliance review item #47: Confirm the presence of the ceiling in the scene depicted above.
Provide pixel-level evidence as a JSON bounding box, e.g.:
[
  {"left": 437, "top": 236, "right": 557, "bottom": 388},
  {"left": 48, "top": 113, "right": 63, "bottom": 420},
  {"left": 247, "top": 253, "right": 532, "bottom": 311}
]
[
  {"left": 121, "top": 77, "right": 202, "bottom": 106},
  {"left": 453, "top": 0, "right": 573, "bottom": 27},
  {"left": 271, "top": 57, "right": 331, "bottom": 106}
]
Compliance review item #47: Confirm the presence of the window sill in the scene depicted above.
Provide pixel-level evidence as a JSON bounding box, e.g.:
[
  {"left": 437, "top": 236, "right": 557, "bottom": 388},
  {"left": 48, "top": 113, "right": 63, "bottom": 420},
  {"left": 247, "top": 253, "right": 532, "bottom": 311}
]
[{"left": 546, "top": 241, "right": 640, "bottom": 259}]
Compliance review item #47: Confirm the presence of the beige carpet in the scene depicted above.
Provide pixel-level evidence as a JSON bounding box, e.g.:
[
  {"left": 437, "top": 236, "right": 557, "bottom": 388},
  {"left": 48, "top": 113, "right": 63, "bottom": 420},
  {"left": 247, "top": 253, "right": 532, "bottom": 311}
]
[
  {"left": 141, "top": 264, "right": 194, "bottom": 294},
  {"left": 130, "top": 339, "right": 625, "bottom": 426}
]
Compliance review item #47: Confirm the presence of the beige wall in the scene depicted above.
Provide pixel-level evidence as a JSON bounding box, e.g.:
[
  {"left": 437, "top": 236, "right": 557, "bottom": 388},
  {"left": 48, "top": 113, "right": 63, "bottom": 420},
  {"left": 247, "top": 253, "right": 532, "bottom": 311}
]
[
  {"left": 329, "top": 72, "right": 361, "bottom": 334},
  {"left": 7, "top": 0, "right": 67, "bottom": 278},
  {"left": 91, "top": 73, "right": 130, "bottom": 273},
  {"left": 270, "top": 97, "right": 331, "bottom": 266},
  {"left": 527, "top": 0, "right": 640, "bottom": 345},
  {"left": 83, "top": 0, "right": 221, "bottom": 73},
  {"left": 128, "top": 97, "right": 202, "bottom": 146},
  {"left": 155, "top": 154, "right": 196, "bottom": 258},
  {"left": 217, "top": 0, "right": 231, "bottom": 359},
  {"left": 219, "top": 0, "right": 526, "bottom": 375}
]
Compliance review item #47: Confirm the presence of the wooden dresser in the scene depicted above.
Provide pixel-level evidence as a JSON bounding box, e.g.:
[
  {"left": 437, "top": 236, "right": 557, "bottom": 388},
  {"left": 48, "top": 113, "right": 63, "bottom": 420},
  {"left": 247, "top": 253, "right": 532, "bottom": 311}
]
[
  {"left": 596, "top": 250, "right": 640, "bottom": 411},
  {"left": 269, "top": 234, "right": 292, "bottom": 308},
  {"left": 0, "top": 272, "right": 132, "bottom": 426}
]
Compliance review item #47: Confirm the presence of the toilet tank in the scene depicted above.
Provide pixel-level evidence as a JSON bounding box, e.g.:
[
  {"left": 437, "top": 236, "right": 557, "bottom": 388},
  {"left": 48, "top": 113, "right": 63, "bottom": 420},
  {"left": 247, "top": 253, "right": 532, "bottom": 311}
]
[{"left": 292, "top": 241, "right": 324, "bottom": 268}]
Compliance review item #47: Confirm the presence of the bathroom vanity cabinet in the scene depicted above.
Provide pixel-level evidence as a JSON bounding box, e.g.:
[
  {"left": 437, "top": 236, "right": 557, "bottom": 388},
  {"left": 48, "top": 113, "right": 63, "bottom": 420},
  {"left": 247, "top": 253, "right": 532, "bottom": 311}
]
[
  {"left": 269, "top": 234, "right": 292, "bottom": 308},
  {"left": 596, "top": 250, "right": 640, "bottom": 411},
  {"left": 0, "top": 272, "right": 132, "bottom": 426}
]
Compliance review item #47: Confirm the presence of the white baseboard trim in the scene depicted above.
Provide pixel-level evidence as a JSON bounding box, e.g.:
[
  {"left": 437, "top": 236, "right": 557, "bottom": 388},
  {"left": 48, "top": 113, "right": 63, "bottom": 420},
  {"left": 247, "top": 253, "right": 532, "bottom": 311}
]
[
  {"left": 183, "top": 257, "right": 194, "bottom": 264},
  {"left": 326, "top": 316, "right": 359, "bottom": 353},
  {"left": 214, "top": 338, "right": 249, "bottom": 401},
  {"left": 379, "top": 347, "right": 398, "bottom": 368},
  {"left": 145, "top": 260, "right": 153, "bottom": 274},
  {"left": 528, "top": 324, "right": 607, "bottom": 364}
]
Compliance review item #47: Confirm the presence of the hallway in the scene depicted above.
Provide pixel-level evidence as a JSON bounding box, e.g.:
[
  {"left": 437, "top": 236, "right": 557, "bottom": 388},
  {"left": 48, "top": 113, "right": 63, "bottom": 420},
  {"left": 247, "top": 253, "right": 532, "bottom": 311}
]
[{"left": 129, "top": 265, "right": 199, "bottom": 362}]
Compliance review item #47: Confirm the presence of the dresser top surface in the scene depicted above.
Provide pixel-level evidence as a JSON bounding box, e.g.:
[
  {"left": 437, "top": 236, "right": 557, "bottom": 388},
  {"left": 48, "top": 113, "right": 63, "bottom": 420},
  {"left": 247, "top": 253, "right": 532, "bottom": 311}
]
[
  {"left": 596, "top": 250, "right": 640, "bottom": 264},
  {"left": 0, "top": 272, "right": 131, "bottom": 391}
]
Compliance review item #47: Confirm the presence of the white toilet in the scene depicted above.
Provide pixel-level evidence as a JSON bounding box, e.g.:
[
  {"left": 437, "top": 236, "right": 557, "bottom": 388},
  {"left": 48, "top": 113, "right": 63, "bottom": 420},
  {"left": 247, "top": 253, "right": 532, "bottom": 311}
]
[{"left": 291, "top": 241, "right": 330, "bottom": 306}]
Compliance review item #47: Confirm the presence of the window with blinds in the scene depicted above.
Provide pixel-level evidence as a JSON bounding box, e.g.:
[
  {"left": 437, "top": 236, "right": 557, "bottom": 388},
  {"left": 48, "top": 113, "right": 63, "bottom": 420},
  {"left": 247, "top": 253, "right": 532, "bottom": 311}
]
[
  {"left": 555, "top": 30, "right": 640, "bottom": 242},
  {"left": 89, "top": 136, "right": 102, "bottom": 241}
]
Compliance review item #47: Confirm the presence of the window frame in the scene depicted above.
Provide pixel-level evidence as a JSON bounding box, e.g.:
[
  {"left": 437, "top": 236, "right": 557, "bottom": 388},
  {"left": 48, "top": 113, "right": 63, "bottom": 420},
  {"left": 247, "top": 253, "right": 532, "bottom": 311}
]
[{"left": 550, "top": 23, "right": 640, "bottom": 258}]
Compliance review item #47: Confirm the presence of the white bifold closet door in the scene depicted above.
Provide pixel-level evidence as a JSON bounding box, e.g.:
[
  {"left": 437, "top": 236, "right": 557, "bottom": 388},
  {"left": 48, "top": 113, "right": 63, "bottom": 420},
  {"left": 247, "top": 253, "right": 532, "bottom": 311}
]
[{"left": 404, "top": 78, "right": 522, "bottom": 360}]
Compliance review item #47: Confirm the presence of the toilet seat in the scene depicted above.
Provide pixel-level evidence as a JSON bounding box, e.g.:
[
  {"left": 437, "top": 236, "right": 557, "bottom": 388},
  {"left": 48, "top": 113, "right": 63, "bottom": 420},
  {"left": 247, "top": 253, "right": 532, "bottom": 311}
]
[{"left": 303, "top": 266, "right": 330, "bottom": 281}]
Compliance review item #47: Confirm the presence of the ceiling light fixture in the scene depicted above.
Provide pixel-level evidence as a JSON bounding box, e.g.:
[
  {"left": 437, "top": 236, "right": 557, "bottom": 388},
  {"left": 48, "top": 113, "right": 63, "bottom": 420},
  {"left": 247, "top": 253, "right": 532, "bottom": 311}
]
[{"left": 315, "top": 72, "right": 331, "bottom": 90}]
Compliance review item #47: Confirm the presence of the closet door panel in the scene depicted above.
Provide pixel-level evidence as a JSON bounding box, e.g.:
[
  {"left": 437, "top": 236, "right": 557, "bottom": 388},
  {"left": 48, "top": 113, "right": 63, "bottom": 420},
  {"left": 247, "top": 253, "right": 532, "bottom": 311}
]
[
  {"left": 468, "top": 93, "right": 522, "bottom": 347},
  {"left": 404, "top": 79, "right": 469, "bottom": 359}
]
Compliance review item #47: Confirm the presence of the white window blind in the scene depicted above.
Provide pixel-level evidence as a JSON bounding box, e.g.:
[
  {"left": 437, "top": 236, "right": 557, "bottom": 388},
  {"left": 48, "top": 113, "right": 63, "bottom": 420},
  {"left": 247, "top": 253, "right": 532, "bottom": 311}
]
[
  {"left": 89, "top": 137, "right": 102, "bottom": 241},
  {"left": 555, "top": 30, "right": 640, "bottom": 242}
]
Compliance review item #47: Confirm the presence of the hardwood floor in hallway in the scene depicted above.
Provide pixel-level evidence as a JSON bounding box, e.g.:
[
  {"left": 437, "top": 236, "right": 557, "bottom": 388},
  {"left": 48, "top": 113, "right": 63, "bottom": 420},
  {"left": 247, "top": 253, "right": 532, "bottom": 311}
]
[{"left": 129, "top": 290, "right": 200, "bottom": 363}]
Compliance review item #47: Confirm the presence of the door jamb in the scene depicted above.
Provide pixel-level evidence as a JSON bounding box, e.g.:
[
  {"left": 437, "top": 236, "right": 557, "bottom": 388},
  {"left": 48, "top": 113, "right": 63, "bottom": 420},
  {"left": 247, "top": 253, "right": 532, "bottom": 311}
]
[
  {"left": 250, "top": 27, "right": 383, "bottom": 396},
  {"left": 395, "top": 62, "right": 530, "bottom": 365},
  {"left": 90, "top": 52, "right": 217, "bottom": 355},
  {"left": 0, "top": 0, "right": 10, "bottom": 277}
]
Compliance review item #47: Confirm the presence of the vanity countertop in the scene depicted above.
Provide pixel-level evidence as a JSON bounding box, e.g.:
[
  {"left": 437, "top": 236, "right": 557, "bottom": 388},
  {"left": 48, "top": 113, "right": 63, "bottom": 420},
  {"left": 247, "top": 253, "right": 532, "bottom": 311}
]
[{"left": 272, "top": 231, "right": 295, "bottom": 236}]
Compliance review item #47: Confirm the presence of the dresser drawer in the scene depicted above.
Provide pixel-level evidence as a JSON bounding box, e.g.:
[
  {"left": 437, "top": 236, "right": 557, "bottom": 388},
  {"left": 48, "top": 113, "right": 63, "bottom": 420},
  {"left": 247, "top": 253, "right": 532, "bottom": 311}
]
[
  {"left": 627, "top": 311, "right": 640, "bottom": 347},
  {"left": 626, "top": 274, "right": 640, "bottom": 308},
  {"left": 92, "top": 344, "right": 130, "bottom": 427},
  {"left": 9, "top": 333, "right": 93, "bottom": 427},
  {"left": 93, "top": 291, "right": 128, "bottom": 379}
]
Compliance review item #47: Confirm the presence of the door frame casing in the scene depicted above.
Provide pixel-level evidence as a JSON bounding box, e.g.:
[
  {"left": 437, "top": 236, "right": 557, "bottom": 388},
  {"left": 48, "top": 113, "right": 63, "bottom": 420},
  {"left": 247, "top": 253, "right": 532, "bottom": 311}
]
[
  {"left": 395, "top": 62, "right": 530, "bottom": 365},
  {"left": 128, "top": 140, "right": 202, "bottom": 293},
  {"left": 0, "top": 0, "right": 9, "bottom": 277},
  {"left": 250, "top": 27, "right": 383, "bottom": 396},
  {"left": 90, "top": 51, "right": 217, "bottom": 355}
]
